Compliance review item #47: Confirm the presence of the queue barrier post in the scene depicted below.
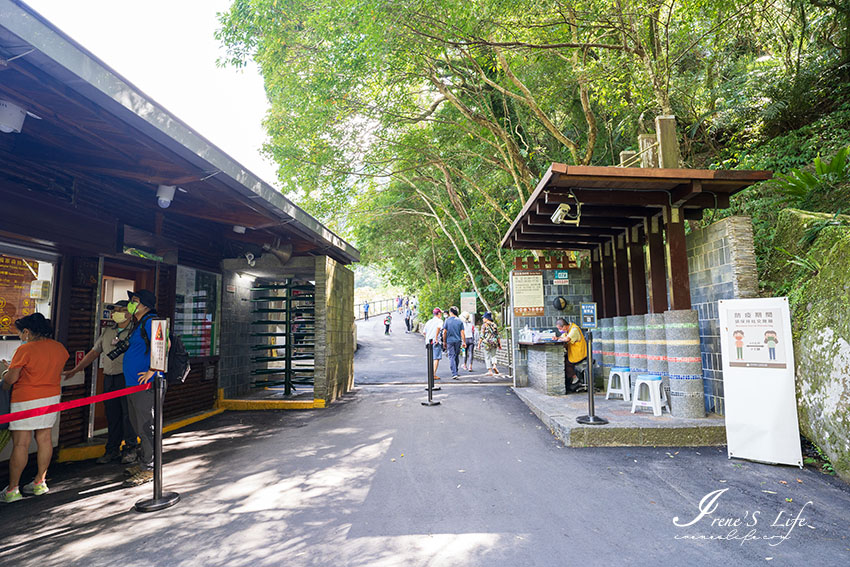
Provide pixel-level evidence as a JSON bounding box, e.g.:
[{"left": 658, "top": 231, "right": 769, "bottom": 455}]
[
  {"left": 135, "top": 374, "right": 180, "bottom": 512},
  {"left": 422, "top": 340, "right": 440, "bottom": 406},
  {"left": 576, "top": 331, "right": 608, "bottom": 425}
]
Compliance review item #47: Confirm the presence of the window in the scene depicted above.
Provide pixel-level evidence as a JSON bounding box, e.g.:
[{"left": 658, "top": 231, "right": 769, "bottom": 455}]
[{"left": 174, "top": 266, "right": 221, "bottom": 357}]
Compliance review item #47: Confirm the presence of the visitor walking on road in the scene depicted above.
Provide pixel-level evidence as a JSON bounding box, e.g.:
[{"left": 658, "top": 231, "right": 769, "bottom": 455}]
[
  {"left": 422, "top": 308, "right": 444, "bottom": 379},
  {"left": 461, "top": 312, "right": 476, "bottom": 372},
  {"left": 62, "top": 300, "right": 138, "bottom": 465},
  {"left": 404, "top": 305, "right": 413, "bottom": 333},
  {"left": 479, "top": 312, "right": 501, "bottom": 376},
  {"left": 363, "top": 300, "right": 370, "bottom": 320},
  {"left": 1, "top": 313, "right": 69, "bottom": 503},
  {"left": 442, "top": 307, "right": 466, "bottom": 379},
  {"left": 384, "top": 313, "right": 392, "bottom": 335}
]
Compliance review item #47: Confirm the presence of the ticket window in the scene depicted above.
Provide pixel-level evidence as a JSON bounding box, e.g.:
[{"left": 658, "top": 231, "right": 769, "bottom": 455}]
[
  {"left": 0, "top": 250, "right": 56, "bottom": 362},
  {"left": 91, "top": 265, "right": 154, "bottom": 435}
]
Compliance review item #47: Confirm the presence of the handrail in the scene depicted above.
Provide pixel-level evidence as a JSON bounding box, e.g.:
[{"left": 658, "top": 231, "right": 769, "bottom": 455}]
[{"left": 354, "top": 297, "right": 401, "bottom": 320}]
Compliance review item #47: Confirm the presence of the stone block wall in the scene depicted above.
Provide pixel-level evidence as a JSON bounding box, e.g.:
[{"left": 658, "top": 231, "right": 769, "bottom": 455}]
[
  {"left": 314, "top": 256, "right": 355, "bottom": 403},
  {"left": 219, "top": 271, "right": 256, "bottom": 398},
  {"left": 509, "top": 267, "right": 593, "bottom": 384},
  {"left": 526, "top": 346, "right": 567, "bottom": 395},
  {"left": 686, "top": 216, "right": 758, "bottom": 414}
]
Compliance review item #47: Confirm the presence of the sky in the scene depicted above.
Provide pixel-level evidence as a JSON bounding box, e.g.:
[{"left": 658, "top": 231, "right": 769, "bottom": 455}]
[{"left": 24, "top": 0, "right": 279, "bottom": 186}]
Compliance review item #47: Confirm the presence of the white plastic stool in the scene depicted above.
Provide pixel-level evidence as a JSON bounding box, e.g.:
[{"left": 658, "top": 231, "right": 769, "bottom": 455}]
[
  {"left": 631, "top": 374, "right": 669, "bottom": 417},
  {"left": 606, "top": 367, "right": 631, "bottom": 402}
]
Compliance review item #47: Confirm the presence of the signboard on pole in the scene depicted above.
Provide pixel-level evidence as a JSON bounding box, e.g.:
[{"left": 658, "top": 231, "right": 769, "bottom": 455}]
[
  {"left": 511, "top": 270, "right": 544, "bottom": 317},
  {"left": 460, "top": 292, "right": 477, "bottom": 315},
  {"left": 150, "top": 318, "right": 169, "bottom": 372},
  {"left": 718, "top": 297, "right": 802, "bottom": 467},
  {"left": 580, "top": 302, "right": 597, "bottom": 329}
]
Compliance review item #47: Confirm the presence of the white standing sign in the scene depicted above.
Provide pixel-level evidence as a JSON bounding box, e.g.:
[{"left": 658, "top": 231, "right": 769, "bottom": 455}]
[
  {"left": 718, "top": 298, "right": 802, "bottom": 467},
  {"left": 150, "top": 318, "right": 169, "bottom": 372}
]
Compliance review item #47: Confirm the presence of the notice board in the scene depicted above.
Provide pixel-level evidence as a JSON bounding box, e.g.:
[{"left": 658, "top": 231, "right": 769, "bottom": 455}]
[
  {"left": 0, "top": 255, "right": 37, "bottom": 335},
  {"left": 511, "top": 270, "right": 544, "bottom": 317},
  {"left": 719, "top": 297, "right": 802, "bottom": 468}
]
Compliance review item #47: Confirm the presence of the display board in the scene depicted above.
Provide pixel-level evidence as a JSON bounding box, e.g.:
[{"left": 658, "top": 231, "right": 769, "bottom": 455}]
[
  {"left": 511, "top": 270, "right": 544, "bottom": 317},
  {"left": 174, "top": 266, "right": 221, "bottom": 357},
  {"left": 460, "top": 292, "right": 477, "bottom": 315},
  {"left": 0, "top": 254, "right": 37, "bottom": 335},
  {"left": 718, "top": 297, "right": 802, "bottom": 467}
]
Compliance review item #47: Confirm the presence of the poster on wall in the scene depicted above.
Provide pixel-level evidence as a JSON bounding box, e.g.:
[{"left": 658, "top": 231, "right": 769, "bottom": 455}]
[
  {"left": 460, "top": 292, "right": 477, "bottom": 315},
  {"left": 719, "top": 297, "right": 802, "bottom": 468},
  {"left": 511, "top": 270, "right": 544, "bottom": 317},
  {"left": 0, "top": 255, "right": 37, "bottom": 335}
]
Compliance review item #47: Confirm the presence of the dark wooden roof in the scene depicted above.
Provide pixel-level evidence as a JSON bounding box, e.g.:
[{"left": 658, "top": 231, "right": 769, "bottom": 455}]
[
  {"left": 0, "top": 1, "right": 358, "bottom": 264},
  {"left": 501, "top": 163, "right": 772, "bottom": 250}
]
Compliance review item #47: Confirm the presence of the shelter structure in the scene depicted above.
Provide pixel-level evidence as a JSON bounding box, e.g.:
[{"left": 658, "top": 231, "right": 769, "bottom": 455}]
[
  {"left": 501, "top": 163, "right": 770, "bottom": 418},
  {"left": 0, "top": 1, "right": 358, "bottom": 462}
]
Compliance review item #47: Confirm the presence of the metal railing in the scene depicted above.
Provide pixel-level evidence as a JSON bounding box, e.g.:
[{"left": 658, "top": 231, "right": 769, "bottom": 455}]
[{"left": 354, "top": 298, "right": 398, "bottom": 321}]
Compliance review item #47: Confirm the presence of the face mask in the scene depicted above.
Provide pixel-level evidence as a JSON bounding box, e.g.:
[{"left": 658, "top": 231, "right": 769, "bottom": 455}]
[
  {"left": 111, "top": 312, "right": 128, "bottom": 323},
  {"left": 127, "top": 302, "right": 139, "bottom": 315}
]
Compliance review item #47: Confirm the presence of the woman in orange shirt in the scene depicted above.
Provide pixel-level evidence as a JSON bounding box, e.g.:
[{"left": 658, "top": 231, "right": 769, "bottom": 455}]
[{"left": 0, "top": 313, "right": 69, "bottom": 503}]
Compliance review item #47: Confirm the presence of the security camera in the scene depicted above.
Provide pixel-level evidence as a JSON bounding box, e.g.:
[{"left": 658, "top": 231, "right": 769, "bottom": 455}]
[
  {"left": 550, "top": 203, "right": 580, "bottom": 225},
  {"left": 156, "top": 185, "right": 176, "bottom": 209}
]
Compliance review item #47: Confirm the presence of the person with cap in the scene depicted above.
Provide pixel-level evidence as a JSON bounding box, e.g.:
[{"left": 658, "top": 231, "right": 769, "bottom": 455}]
[
  {"left": 1, "top": 313, "right": 68, "bottom": 503},
  {"left": 121, "top": 289, "right": 163, "bottom": 487},
  {"left": 422, "top": 308, "right": 444, "bottom": 379},
  {"left": 63, "top": 300, "right": 138, "bottom": 465},
  {"left": 441, "top": 307, "right": 466, "bottom": 379}
]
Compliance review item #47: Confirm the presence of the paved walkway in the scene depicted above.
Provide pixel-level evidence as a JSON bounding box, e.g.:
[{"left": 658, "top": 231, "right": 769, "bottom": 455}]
[{"left": 1, "top": 318, "right": 849, "bottom": 566}]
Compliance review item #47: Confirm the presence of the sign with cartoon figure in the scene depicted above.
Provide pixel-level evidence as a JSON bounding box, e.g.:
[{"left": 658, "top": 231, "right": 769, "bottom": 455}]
[
  {"left": 727, "top": 308, "right": 787, "bottom": 369},
  {"left": 150, "top": 318, "right": 169, "bottom": 372},
  {"left": 719, "top": 297, "right": 802, "bottom": 468}
]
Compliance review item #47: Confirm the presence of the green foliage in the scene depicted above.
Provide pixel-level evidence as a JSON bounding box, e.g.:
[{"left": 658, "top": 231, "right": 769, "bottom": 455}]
[{"left": 217, "top": 0, "right": 850, "bottom": 303}]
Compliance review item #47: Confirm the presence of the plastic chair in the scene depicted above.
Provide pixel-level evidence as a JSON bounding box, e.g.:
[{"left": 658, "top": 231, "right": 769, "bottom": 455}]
[
  {"left": 630, "top": 374, "right": 669, "bottom": 417},
  {"left": 606, "top": 366, "right": 631, "bottom": 402}
]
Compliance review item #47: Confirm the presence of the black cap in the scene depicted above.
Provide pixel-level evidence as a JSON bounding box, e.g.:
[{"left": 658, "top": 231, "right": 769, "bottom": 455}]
[{"left": 128, "top": 289, "right": 156, "bottom": 309}]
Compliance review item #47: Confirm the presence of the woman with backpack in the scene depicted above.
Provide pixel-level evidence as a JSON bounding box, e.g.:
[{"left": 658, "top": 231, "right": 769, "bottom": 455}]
[{"left": 478, "top": 312, "right": 501, "bottom": 376}]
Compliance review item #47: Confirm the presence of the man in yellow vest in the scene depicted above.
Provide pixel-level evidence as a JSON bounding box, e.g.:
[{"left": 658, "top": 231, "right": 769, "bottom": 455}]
[{"left": 556, "top": 318, "right": 587, "bottom": 393}]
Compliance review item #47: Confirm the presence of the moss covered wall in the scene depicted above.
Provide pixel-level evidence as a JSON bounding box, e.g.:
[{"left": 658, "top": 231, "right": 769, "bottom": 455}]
[{"left": 772, "top": 209, "right": 850, "bottom": 482}]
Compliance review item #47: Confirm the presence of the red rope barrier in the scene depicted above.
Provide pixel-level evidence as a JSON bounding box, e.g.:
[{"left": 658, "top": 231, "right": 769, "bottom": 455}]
[{"left": 0, "top": 383, "right": 152, "bottom": 425}]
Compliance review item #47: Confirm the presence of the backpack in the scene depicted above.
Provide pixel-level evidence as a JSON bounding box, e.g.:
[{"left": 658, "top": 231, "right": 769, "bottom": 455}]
[{"left": 139, "top": 314, "right": 192, "bottom": 385}]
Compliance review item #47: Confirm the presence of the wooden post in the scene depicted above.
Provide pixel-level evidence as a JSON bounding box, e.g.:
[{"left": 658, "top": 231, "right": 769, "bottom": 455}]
[
  {"left": 591, "top": 247, "right": 604, "bottom": 315},
  {"left": 619, "top": 150, "right": 638, "bottom": 167},
  {"left": 602, "top": 241, "right": 617, "bottom": 319},
  {"left": 655, "top": 115, "right": 681, "bottom": 169},
  {"left": 663, "top": 206, "right": 692, "bottom": 310},
  {"left": 645, "top": 216, "right": 668, "bottom": 313},
  {"left": 627, "top": 225, "right": 648, "bottom": 315},
  {"left": 638, "top": 133, "right": 658, "bottom": 168},
  {"left": 614, "top": 233, "right": 632, "bottom": 316}
]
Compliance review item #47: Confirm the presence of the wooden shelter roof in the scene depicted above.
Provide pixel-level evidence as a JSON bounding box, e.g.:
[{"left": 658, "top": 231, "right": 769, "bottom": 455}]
[
  {"left": 0, "top": 1, "right": 358, "bottom": 264},
  {"left": 501, "top": 163, "right": 772, "bottom": 251}
]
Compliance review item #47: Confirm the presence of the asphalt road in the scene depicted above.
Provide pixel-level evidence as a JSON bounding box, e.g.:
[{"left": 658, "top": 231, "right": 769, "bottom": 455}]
[
  {"left": 355, "top": 312, "right": 510, "bottom": 384},
  {"left": 1, "top": 318, "right": 848, "bottom": 566}
]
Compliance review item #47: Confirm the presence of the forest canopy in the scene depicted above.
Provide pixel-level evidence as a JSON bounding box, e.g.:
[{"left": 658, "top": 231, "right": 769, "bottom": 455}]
[{"left": 217, "top": 0, "right": 850, "bottom": 311}]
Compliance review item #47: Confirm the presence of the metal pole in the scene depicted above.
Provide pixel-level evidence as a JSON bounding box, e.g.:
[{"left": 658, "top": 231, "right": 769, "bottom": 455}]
[
  {"left": 422, "top": 340, "right": 440, "bottom": 406},
  {"left": 577, "top": 331, "right": 608, "bottom": 425},
  {"left": 135, "top": 374, "right": 180, "bottom": 512}
]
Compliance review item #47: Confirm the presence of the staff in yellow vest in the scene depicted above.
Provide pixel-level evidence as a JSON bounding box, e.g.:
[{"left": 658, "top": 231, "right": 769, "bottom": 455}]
[{"left": 556, "top": 318, "right": 587, "bottom": 393}]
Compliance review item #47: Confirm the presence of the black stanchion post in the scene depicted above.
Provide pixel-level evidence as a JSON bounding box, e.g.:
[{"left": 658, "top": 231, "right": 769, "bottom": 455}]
[
  {"left": 422, "top": 340, "right": 440, "bottom": 406},
  {"left": 135, "top": 373, "right": 180, "bottom": 512},
  {"left": 577, "top": 330, "right": 608, "bottom": 425}
]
